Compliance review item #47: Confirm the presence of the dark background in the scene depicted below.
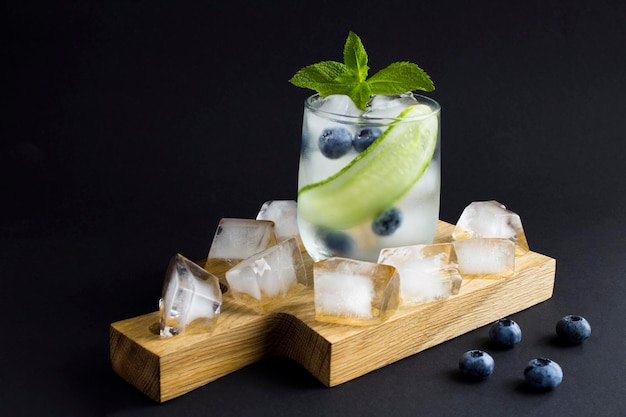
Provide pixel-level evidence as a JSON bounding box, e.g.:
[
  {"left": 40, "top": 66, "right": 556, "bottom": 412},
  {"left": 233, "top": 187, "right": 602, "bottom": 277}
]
[{"left": 2, "top": 1, "right": 625, "bottom": 416}]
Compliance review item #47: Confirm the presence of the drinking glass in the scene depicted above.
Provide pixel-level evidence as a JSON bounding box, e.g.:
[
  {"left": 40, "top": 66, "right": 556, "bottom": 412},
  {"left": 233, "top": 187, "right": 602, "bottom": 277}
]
[{"left": 297, "top": 93, "right": 441, "bottom": 262}]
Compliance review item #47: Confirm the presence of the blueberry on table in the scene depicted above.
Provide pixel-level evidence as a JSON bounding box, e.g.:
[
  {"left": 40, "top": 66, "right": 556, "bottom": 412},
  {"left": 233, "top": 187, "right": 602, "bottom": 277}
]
[
  {"left": 524, "top": 357, "right": 563, "bottom": 390},
  {"left": 353, "top": 127, "right": 382, "bottom": 152},
  {"left": 458, "top": 350, "right": 494, "bottom": 380},
  {"left": 556, "top": 315, "right": 591, "bottom": 345},
  {"left": 372, "top": 207, "right": 402, "bottom": 236},
  {"left": 318, "top": 127, "right": 353, "bottom": 159},
  {"left": 489, "top": 318, "right": 522, "bottom": 348}
]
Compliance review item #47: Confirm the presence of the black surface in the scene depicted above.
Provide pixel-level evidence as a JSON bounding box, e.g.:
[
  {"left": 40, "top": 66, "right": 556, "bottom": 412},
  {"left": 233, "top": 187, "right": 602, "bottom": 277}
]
[{"left": 3, "top": 1, "right": 626, "bottom": 416}]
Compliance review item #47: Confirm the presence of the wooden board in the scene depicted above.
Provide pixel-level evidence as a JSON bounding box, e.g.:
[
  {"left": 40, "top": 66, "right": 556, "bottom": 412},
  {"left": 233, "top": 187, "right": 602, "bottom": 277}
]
[{"left": 110, "top": 220, "right": 556, "bottom": 403}]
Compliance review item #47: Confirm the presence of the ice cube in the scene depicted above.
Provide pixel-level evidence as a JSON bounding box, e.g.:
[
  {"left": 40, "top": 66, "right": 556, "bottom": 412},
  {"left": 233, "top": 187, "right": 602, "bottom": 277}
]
[
  {"left": 298, "top": 148, "right": 355, "bottom": 184},
  {"left": 256, "top": 200, "right": 299, "bottom": 242},
  {"left": 452, "top": 200, "right": 529, "bottom": 255},
  {"left": 301, "top": 112, "right": 359, "bottom": 185},
  {"left": 376, "top": 161, "right": 441, "bottom": 251},
  {"left": 225, "top": 237, "right": 307, "bottom": 313},
  {"left": 207, "top": 218, "right": 276, "bottom": 267},
  {"left": 378, "top": 243, "right": 462, "bottom": 305},
  {"left": 314, "top": 257, "right": 400, "bottom": 326},
  {"left": 362, "top": 93, "right": 420, "bottom": 119},
  {"left": 316, "top": 94, "right": 363, "bottom": 117},
  {"left": 159, "top": 254, "right": 222, "bottom": 337},
  {"left": 452, "top": 238, "right": 515, "bottom": 278}
]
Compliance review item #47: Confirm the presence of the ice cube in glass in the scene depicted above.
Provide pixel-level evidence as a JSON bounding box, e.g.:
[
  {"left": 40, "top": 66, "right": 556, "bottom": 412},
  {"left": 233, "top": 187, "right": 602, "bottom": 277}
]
[
  {"left": 314, "top": 257, "right": 400, "bottom": 326},
  {"left": 363, "top": 92, "right": 420, "bottom": 119},
  {"left": 256, "top": 200, "right": 299, "bottom": 242},
  {"left": 159, "top": 253, "right": 222, "bottom": 337},
  {"left": 317, "top": 94, "right": 363, "bottom": 117},
  {"left": 206, "top": 218, "right": 277, "bottom": 267},
  {"left": 452, "top": 238, "right": 515, "bottom": 278},
  {"left": 452, "top": 200, "right": 529, "bottom": 255},
  {"left": 378, "top": 243, "right": 462, "bottom": 305},
  {"left": 225, "top": 237, "right": 307, "bottom": 313}
]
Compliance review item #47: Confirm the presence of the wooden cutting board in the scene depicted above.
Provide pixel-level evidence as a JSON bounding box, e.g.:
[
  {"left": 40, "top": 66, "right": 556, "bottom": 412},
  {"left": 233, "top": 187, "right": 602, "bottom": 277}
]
[{"left": 110, "top": 220, "right": 556, "bottom": 402}]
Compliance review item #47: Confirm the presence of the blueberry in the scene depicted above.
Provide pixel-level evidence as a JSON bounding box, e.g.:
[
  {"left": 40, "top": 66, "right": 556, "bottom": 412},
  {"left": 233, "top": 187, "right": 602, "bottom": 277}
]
[
  {"left": 320, "top": 229, "right": 355, "bottom": 257},
  {"left": 489, "top": 318, "right": 522, "bottom": 348},
  {"left": 318, "top": 127, "right": 353, "bottom": 159},
  {"left": 556, "top": 315, "right": 591, "bottom": 345},
  {"left": 353, "top": 127, "right": 382, "bottom": 152},
  {"left": 458, "top": 350, "right": 494, "bottom": 380},
  {"left": 372, "top": 207, "right": 402, "bottom": 236},
  {"left": 524, "top": 357, "right": 563, "bottom": 390}
]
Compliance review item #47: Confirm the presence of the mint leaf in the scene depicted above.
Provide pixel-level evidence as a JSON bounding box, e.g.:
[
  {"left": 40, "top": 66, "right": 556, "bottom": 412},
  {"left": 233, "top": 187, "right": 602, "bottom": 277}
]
[
  {"left": 348, "top": 83, "right": 372, "bottom": 110},
  {"left": 343, "top": 31, "right": 369, "bottom": 83},
  {"left": 289, "top": 31, "right": 435, "bottom": 110},
  {"left": 368, "top": 62, "right": 434, "bottom": 94},
  {"left": 329, "top": 31, "right": 371, "bottom": 108},
  {"left": 288, "top": 61, "right": 349, "bottom": 96}
]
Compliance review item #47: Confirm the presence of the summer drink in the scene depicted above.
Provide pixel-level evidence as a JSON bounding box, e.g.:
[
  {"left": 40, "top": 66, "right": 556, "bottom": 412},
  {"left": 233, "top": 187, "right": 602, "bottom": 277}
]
[
  {"left": 290, "top": 32, "right": 440, "bottom": 261},
  {"left": 297, "top": 93, "right": 440, "bottom": 261}
]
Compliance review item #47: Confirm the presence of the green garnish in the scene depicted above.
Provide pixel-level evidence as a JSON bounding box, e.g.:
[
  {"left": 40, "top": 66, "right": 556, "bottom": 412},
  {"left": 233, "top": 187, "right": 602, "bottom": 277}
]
[{"left": 288, "top": 31, "right": 435, "bottom": 110}]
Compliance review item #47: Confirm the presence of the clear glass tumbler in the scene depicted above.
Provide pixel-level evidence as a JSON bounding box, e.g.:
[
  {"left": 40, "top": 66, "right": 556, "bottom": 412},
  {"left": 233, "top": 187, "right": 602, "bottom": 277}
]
[{"left": 297, "top": 93, "right": 441, "bottom": 262}]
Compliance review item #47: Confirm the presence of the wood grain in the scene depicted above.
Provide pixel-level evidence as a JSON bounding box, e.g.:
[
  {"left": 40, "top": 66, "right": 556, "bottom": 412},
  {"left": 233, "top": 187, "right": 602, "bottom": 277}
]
[{"left": 110, "top": 220, "right": 556, "bottom": 402}]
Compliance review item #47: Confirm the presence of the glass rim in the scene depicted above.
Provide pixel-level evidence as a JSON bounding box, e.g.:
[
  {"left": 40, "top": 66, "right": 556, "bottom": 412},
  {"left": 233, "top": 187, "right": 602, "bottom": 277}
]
[{"left": 304, "top": 92, "right": 441, "bottom": 123}]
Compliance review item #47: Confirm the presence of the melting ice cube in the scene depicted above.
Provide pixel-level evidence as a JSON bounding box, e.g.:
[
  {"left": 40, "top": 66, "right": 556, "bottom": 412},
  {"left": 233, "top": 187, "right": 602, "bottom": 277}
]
[
  {"left": 452, "top": 200, "right": 529, "bottom": 255},
  {"left": 159, "top": 253, "right": 222, "bottom": 337},
  {"left": 256, "top": 200, "right": 299, "bottom": 242},
  {"left": 453, "top": 238, "right": 515, "bottom": 278},
  {"left": 316, "top": 94, "right": 363, "bottom": 117},
  {"left": 363, "top": 93, "right": 420, "bottom": 119},
  {"left": 225, "top": 237, "right": 307, "bottom": 313},
  {"left": 378, "top": 243, "right": 462, "bottom": 305},
  {"left": 314, "top": 257, "right": 400, "bottom": 326},
  {"left": 207, "top": 218, "right": 276, "bottom": 267},
  {"left": 301, "top": 96, "right": 361, "bottom": 183}
]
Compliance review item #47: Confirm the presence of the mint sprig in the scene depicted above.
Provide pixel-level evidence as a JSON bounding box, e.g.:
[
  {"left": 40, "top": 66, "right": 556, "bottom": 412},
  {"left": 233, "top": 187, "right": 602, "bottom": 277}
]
[{"left": 289, "top": 31, "right": 434, "bottom": 110}]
